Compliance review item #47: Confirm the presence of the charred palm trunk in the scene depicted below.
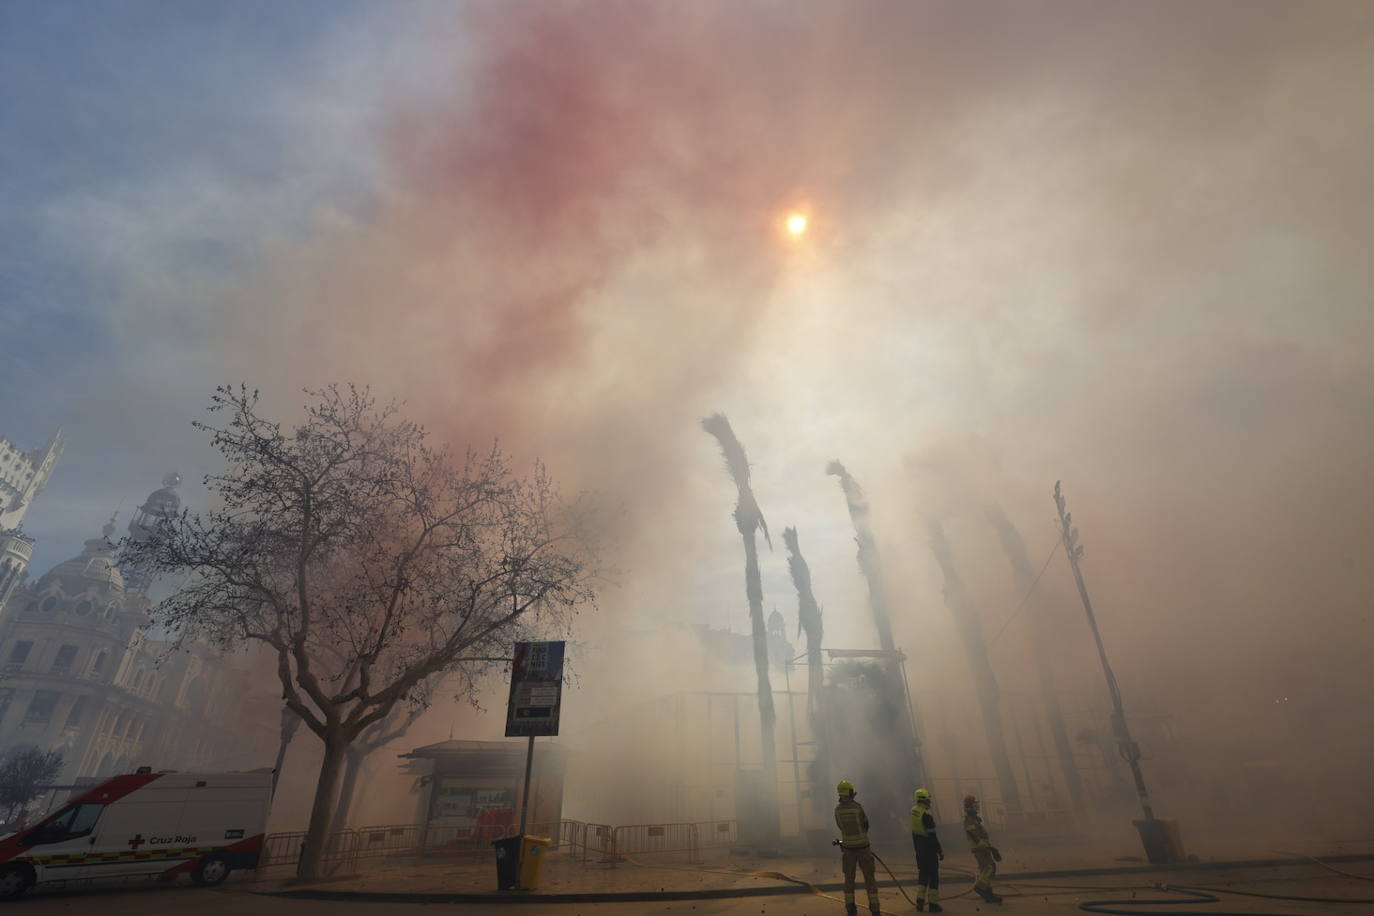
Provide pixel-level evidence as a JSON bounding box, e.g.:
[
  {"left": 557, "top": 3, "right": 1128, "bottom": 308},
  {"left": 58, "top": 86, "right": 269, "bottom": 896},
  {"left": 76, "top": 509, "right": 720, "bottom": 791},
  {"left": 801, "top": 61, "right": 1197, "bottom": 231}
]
[
  {"left": 783, "top": 527, "right": 827, "bottom": 811},
  {"left": 826, "top": 463, "right": 896, "bottom": 653},
  {"left": 927, "top": 519, "right": 1022, "bottom": 814},
  {"left": 703, "top": 414, "right": 779, "bottom": 843},
  {"left": 985, "top": 504, "right": 1086, "bottom": 810},
  {"left": 827, "top": 462, "right": 928, "bottom": 789}
]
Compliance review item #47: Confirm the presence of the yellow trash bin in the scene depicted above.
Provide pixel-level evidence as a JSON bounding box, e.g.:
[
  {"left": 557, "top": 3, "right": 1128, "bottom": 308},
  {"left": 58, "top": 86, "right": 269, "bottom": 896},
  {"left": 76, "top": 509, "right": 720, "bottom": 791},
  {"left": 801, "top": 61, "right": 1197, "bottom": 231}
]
[{"left": 519, "top": 836, "right": 552, "bottom": 890}]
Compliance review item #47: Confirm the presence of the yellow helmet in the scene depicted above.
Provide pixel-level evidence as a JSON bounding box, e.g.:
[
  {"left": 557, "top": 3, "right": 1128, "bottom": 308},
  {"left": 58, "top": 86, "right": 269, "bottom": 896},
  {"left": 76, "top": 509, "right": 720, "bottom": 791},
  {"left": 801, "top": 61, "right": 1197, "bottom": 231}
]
[
  {"left": 914, "top": 788, "right": 931, "bottom": 802},
  {"left": 837, "top": 779, "right": 856, "bottom": 798}
]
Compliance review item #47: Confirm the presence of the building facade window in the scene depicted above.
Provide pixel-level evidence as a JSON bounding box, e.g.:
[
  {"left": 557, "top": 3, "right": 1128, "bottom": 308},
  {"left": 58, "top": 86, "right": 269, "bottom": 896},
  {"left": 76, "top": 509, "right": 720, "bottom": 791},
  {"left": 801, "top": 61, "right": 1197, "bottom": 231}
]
[
  {"left": 24, "top": 690, "right": 59, "bottom": 725},
  {"left": 89, "top": 650, "right": 108, "bottom": 678},
  {"left": 52, "top": 644, "right": 78, "bottom": 674},
  {"left": 40, "top": 596, "right": 56, "bottom": 612},
  {"left": 64, "top": 696, "right": 87, "bottom": 729},
  {"left": 0, "top": 688, "right": 13, "bottom": 725},
  {"left": 6, "top": 640, "right": 33, "bottom": 669},
  {"left": 74, "top": 599, "right": 92, "bottom": 616}
]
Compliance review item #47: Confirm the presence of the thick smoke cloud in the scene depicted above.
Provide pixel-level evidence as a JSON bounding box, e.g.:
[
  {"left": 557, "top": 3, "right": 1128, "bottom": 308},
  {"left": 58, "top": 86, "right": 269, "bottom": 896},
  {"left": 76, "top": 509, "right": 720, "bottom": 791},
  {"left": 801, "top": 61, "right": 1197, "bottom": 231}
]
[{"left": 11, "top": 1, "right": 1374, "bottom": 842}]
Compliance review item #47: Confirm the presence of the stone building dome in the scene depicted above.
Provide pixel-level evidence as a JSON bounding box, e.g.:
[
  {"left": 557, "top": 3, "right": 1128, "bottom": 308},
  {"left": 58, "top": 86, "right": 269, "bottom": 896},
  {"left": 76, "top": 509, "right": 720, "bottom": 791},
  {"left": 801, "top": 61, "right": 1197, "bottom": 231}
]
[
  {"left": 29, "top": 519, "right": 125, "bottom": 612},
  {"left": 138, "top": 474, "right": 182, "bottom": 521},
  {"left": 123, "top": 472, "right": 181, "bottom": 597}
]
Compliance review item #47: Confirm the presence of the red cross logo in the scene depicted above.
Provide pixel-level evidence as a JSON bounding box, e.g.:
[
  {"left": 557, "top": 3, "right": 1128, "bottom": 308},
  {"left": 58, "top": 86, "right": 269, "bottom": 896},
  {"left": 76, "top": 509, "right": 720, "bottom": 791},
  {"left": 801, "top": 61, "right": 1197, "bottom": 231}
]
[{"left": 128, "top": 834, "right": 145, "bottom": 850}]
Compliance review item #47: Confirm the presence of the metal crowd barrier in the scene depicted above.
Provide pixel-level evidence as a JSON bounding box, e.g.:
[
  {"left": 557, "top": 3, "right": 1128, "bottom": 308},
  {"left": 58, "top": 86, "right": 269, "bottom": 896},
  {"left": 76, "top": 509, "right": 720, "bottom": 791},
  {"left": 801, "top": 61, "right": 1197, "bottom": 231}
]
[
  {"left": 261, "top": 817, "right": 731, "bottom": 872},
  {"left": 258, "top": 828, "right": 360, "bottom": 872},
  {"left": 354, "top": 824, "right": 422, "bottom": 859},
  {"left": 416, "top": 819, "right": 572, "bottom": 858},
  {"left": 586, "top": 823, "right": 615, "bottom": 863},
  {"left": 608, "top": 822, "right": 701, "bottom": 864},
  {"left": 693, "top": 819, "right": 738, "bottom": 848}
]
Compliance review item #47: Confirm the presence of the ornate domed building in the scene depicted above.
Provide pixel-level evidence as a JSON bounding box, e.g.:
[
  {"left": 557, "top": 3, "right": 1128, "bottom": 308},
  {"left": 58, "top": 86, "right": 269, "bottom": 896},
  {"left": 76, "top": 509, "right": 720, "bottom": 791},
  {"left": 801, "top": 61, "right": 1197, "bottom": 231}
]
[{"left": 0, "top": 476, "right": 277, "bottom": 784}]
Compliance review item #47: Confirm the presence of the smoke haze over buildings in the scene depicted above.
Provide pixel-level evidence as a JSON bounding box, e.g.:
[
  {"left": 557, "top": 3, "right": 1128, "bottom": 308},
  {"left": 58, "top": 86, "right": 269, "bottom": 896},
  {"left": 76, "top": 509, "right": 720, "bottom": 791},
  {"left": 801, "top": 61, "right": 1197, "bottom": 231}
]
[{"left": 4, "top": 1, "right": 1373, "bottom": 842}]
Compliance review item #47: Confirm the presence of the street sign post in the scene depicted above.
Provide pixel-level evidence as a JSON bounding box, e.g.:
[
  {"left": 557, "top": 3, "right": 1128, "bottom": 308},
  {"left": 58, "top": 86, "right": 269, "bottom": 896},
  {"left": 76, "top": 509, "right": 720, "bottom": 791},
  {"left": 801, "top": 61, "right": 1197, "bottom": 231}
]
[{"left": 505, "top": 641, "right": 565, "bottom": 844}]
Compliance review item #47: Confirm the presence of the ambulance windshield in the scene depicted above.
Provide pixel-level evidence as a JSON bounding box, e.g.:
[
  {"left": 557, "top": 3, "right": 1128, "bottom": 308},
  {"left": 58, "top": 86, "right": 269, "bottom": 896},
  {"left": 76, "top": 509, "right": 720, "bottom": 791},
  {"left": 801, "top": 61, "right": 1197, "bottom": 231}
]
[{"left": 28, "top": 803, "right": 103, "bottom": 845}]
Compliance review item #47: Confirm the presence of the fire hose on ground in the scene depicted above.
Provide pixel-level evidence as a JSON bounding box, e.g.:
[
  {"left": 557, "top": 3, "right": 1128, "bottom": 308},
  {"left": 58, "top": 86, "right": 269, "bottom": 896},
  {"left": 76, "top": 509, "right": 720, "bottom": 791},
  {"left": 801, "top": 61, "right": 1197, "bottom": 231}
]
[
  {"left": 830, "top": 838, "right": 980, "bottom": 908},
  {"left": 621, "top": 840, "right": 1374, "bottom": 915},
  {"left": 618, "top": 838, "right": 979, "bottom": 913},
  {"left": 1036, "top": 850, "right": 1374, "bottom": 916}
]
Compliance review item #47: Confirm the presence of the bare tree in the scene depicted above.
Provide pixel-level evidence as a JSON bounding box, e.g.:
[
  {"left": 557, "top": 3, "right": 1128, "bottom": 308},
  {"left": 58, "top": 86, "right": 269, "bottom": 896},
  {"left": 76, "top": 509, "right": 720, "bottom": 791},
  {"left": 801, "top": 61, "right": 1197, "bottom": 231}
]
[
  {"left": 0, "top": 748, "right": 63, "bottom": 825},
  {"left": 125, "top": 385, "right": 596, "bottom": 877},
  {"left": 702, "top": 413, "right": 778, "bottom": 844}
]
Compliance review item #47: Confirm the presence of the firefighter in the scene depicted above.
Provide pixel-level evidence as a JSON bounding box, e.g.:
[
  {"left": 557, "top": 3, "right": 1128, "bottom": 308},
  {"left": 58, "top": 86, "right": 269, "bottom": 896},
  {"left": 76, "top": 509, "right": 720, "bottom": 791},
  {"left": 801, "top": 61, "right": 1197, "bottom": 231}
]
[
  {"left": 962, "top": 794, "right": 1003, "bottom": 903},
  {"left": 834, "top": 779, "right": 882, "bottom": 916},
  {"left": 910, "top": 788, "right": 943, "bottom": 912}
]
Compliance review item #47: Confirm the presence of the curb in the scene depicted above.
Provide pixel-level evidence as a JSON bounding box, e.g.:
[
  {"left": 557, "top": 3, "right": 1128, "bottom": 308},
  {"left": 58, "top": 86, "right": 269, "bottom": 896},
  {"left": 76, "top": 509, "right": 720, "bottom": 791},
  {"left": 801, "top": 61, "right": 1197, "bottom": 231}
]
[{"left": 261, "top": 851, "right": 1374, "bottom": 906}]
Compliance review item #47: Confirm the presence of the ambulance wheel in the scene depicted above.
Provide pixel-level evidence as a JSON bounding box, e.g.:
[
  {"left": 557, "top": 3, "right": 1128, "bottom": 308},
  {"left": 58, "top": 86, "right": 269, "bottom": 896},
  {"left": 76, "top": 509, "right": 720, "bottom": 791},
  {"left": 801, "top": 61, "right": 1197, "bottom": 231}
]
[
  {"left": 191, "top": 854, "right": 231, "bottom": 887},
  {"left": 0, "top": 865, "right": 32, "bottom": 900}
]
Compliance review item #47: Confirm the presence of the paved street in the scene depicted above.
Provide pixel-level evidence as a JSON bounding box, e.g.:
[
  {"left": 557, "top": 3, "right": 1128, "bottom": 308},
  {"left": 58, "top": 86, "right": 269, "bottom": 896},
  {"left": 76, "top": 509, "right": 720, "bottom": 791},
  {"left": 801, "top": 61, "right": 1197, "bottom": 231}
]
[{"left": 9, "top": 863, "right": 1373, "bottom": 916}]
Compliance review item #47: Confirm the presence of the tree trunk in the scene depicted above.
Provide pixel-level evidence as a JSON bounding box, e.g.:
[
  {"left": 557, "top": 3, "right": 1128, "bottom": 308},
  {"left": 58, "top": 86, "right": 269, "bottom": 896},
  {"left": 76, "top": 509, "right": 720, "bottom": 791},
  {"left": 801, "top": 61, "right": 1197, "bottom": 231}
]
[
  {"left": 331, "top": 747, "right": 365, "bottom": 832},
  {"left": 986, "top": 505, "right": 1086, "bottom": 809},
  {"left": 742, "top": 530, "right": 779, "bottom": 841},
  {"left": 928, "top": 520, "right": 1023, "bottom": 813},
  {"left": 271, "top": 709, "right": 302, "bottom": 800},
  {"left": 828, "top": 462, "right": 929, "bottom": 791},
  {"left": 783, "top": 526, "right": 828, "bottom": 815},
  {"left": 297, "top": 729, "right": 349, "bottom": 879},
  {"left": 702, "top": 414, "right": 779, "bottom": 844}
]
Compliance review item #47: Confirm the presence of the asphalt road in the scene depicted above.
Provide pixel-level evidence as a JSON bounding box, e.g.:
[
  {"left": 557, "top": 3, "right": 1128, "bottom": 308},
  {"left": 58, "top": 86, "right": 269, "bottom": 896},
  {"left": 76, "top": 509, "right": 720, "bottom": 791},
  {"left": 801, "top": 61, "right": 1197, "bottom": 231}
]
[{"left": 7, "top": 863, "right": 1372, "bottom": 916}]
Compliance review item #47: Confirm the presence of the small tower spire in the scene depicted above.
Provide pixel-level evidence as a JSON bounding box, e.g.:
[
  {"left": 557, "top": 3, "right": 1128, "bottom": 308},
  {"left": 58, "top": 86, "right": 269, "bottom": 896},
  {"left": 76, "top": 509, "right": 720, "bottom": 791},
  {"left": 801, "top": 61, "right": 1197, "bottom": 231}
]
[{"left": 121, "top": 472, "right": 183, "bottom": 596}]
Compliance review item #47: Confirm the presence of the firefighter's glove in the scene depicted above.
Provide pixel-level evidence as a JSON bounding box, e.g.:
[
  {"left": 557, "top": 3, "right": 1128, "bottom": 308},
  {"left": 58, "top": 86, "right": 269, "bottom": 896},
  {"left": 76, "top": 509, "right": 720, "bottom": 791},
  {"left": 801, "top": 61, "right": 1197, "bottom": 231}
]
[{"left": 991, "top": 847, "right": 1003, "bottom": 862}]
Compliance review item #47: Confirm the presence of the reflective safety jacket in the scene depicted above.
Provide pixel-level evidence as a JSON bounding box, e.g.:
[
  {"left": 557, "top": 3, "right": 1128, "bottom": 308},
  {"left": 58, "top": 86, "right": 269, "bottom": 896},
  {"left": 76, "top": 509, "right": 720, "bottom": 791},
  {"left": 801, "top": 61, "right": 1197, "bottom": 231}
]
[
  {"left": 963, "top": 811, "right": 992, "bottom": 850},
  {"left": 834, "top": 798, "right": 871, "bottom": 849},
  {"left": 911, "top": 801, "right": 942, "bottom": 855}
]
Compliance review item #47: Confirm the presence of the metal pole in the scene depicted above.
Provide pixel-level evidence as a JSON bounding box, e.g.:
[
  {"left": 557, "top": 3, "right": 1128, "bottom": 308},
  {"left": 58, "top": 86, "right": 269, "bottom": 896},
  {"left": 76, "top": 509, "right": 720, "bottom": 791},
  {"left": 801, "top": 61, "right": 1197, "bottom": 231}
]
[
  {"left": 897, "top": 651, "right": 930, "bottom": 785},
  {"left": 1054, "top": 482, "right": 1155, "bottom": 822},
  {"left": 783, "top": 664, "right": 804, "bottom": 834},
  {"left": 518, "top": 735, "right": 535, "bottom": 838},
  {"left": 733, "top": 694, "right": 741, "bottom": 771}
]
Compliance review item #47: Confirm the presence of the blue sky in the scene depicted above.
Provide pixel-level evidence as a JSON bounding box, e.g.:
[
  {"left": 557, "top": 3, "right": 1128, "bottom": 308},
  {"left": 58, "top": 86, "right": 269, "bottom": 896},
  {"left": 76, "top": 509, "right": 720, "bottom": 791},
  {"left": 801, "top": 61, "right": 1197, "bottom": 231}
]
[{"left": 1, "top": 0, "right": 385, "bottom": 569}]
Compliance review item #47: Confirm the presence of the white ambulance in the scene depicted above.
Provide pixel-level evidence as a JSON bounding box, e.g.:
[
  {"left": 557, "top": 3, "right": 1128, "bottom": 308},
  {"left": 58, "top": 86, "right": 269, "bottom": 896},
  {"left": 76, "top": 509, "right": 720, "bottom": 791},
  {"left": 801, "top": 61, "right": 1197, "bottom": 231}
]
[{"left": 0, "top": 769, "right": 271, "bottom": 899}]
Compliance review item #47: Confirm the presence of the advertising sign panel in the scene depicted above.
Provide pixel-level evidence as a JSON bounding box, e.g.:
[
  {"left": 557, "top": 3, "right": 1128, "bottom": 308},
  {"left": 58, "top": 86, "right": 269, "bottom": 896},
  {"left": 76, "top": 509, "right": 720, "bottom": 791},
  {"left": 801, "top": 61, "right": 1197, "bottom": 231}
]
[{"left": 504, "top": 640, "right": 565, "bottom": 737}]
